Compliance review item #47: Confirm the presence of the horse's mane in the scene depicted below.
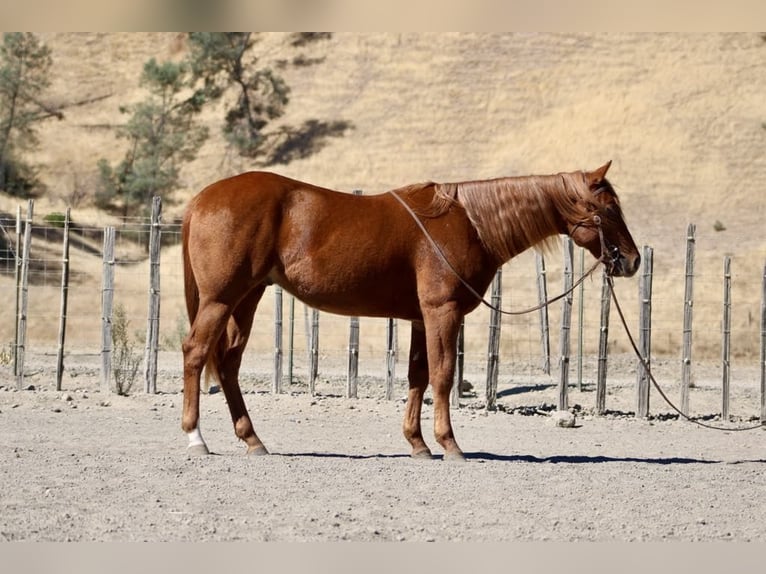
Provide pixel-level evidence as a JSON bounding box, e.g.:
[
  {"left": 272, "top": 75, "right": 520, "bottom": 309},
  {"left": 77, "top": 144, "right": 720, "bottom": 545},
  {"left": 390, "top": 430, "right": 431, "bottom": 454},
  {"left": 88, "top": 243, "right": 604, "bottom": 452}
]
[{"left": 425, "top": 172, "right": 609, "bottom": 262}]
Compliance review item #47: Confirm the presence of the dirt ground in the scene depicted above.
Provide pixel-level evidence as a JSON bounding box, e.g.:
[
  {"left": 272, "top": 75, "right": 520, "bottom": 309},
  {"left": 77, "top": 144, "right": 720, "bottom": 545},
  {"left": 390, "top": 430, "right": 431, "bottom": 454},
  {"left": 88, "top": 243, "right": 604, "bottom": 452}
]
[{"left": 1, "top": 352, "right": 764, "bottom": 542}]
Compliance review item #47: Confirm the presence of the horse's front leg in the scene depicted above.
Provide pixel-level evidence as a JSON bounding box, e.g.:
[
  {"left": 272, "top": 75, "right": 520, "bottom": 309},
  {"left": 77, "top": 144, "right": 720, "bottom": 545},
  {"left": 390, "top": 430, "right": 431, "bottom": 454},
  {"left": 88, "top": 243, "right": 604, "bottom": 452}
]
[{"left": 423, "top": 303, "right": 465, "bottom": 462}]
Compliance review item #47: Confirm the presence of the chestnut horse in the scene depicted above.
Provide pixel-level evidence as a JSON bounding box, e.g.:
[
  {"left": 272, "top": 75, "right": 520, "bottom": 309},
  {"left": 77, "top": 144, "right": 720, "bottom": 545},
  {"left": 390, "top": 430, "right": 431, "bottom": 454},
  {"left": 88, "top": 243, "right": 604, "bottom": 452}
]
[{"left": 181, "top": 161, "right": 640, "bottom": 460}]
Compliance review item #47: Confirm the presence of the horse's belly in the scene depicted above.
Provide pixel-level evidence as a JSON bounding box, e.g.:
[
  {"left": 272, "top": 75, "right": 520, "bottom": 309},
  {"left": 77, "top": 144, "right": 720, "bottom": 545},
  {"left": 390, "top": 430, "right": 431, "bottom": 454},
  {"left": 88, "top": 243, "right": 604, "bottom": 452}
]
[{"left": 272, "top": 263, "right": 420, "bottom": 320}]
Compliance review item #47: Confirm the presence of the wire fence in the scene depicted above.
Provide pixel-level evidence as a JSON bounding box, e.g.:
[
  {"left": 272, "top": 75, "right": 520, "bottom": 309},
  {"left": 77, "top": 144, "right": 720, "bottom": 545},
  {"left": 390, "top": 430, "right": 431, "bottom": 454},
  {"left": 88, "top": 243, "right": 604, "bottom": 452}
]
[{"left": 0, "top": 198, "right": 764, "bottom": 422}]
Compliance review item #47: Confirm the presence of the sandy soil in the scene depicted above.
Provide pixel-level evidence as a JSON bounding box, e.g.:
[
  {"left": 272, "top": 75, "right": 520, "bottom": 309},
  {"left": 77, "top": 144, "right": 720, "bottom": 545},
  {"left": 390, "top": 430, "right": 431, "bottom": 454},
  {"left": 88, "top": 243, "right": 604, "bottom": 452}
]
[{"left": 1, "top": 352, "right": 764, "bottom": 542}]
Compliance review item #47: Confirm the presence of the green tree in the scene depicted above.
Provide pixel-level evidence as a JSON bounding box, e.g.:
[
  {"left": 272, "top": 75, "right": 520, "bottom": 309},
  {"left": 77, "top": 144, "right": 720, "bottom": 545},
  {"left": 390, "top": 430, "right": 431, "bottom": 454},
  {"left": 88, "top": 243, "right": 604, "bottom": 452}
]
[
  {"left": 186, "top": 32, "right": 347, "bottom": 165},
  {"left": 96, "top": 58, "right": 208, "bottom": 215},
  {"left": 0, "top": 32, "right": 60, "bottom": 196},
  {"left": 188, "top": 32, "right": 289, "bottom": 158}
]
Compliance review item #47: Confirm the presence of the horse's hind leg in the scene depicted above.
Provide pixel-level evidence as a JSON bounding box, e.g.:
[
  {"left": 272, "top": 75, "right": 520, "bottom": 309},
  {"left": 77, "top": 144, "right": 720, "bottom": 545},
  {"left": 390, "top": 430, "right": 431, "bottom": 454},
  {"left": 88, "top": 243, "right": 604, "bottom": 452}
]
[
  {"left": 182, "top": 300, "right": 232, "bottom": 455},
  {"left": 218, "top": 285, "right": 269, "bottom": 455},
  {"left": 402, "top": 321, "right": 433, "bottom": 459},
  {"left": 181, "top": 287, "right": 266, "bottom": 455}
]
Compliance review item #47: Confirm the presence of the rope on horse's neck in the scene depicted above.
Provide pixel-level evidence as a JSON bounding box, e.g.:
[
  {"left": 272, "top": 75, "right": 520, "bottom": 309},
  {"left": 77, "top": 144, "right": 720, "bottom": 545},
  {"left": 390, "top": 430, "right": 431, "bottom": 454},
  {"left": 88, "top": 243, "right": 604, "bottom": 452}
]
[
  {"left": 607, "top": 275, "right": 764, "bottom": 432},
  {"left": 389, "top": 189, "right": 601, "bottom": 316},
  {"left": 392, "top": 189, "right": 764, "bottom": 432}
]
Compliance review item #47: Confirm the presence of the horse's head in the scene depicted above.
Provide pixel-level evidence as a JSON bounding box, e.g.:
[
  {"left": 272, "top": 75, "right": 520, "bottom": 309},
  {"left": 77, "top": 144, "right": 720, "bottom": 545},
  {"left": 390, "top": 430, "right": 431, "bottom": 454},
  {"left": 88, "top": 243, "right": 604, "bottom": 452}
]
[{"left": 566, "top": 161, "right": 640, "bottom": 277}]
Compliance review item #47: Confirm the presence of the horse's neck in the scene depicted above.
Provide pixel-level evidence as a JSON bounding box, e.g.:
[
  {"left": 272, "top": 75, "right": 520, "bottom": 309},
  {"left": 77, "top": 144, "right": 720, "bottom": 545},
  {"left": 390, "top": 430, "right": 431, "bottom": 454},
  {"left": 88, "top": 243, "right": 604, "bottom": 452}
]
[{"left": 457, "top": 175, "right": 566, "bottom": 264}]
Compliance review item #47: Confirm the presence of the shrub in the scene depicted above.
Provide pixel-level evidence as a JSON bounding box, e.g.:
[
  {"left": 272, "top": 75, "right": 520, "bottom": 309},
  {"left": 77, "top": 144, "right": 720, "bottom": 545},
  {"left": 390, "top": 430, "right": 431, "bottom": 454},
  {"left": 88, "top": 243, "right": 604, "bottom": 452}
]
[
  {"left": 43, "top": 212, "right": 67, "bottom": 228},
  {"left": 111, "top": 303, "right": 141, "bottom": 395}
]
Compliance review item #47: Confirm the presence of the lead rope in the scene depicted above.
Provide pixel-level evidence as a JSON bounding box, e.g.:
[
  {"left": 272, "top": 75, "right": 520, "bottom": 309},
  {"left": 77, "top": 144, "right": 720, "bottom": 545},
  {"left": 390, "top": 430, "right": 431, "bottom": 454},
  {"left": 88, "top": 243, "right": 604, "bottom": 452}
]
[
  {"left": 607, "top": 275, "right": 764, "bottom": 432},
  {"left": 389, "top": 189, "right": 601, "bottom": 316},
  {"left": 392, "top": 189, "right": 765, "bottom": 431}
]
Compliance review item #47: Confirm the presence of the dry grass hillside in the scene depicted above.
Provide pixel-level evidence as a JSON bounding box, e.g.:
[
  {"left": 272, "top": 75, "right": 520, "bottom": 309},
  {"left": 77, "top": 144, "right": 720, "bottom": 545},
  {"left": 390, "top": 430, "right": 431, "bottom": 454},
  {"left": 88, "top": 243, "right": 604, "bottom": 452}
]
[
  {"left": 1, "top": 32, "right": 765, "bottom": 364},
  {"left": 17, "top": 34, "right": 765, "bottom": 243}
]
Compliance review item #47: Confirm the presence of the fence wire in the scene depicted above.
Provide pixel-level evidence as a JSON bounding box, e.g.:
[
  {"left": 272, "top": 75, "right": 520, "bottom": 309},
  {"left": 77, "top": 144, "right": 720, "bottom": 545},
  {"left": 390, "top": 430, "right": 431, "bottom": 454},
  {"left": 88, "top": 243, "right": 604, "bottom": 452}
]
[{"left": 0, "top": 204, "right": 763, "bottom": 422}]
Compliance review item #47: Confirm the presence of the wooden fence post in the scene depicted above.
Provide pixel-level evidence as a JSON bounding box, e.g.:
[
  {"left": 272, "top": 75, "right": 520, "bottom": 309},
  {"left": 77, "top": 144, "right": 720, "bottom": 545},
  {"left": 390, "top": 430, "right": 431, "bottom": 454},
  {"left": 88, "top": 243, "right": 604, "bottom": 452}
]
[
  {"left": 101, "top": 226, "right": 116, "bottom": 393},
  {"left": 636, "top": 245, "right": 653, "bottom": 418},
  {"left": 721, "top": 256, "right": 732, "bottom": 421},
  {"left": 287, "top": 294, "right": 295, "bottom": 385},
  {"left": 485, "top": 268, "right": 502, "bottom": 411},
  {"left": 347, "top": 316, "right": 359, "bottom": 398},
  {"left": 13, "top": 205, "right": 21, "bottom": 377},
  {"left": 308, "top": 307, "right": 319, "bottom": 394},
  {"left": 680, "top": 223, "right": 696, "bottom": 415},
  {"left": 143, "top": 196, "right": 161, "bottom": 394},
  {"left": 274, "top": 286, "right": 283, "bottom": 394},
  {"left": 15, "top": 200, "right": 33, "bottom": 389},
  {"left": 55, "top": 208, "right": 71, "bottom": 391},
  {"left": 596, "top": 268, "right": 611, "bottom": 415},
  {"left": 535, "top": 253, "right": 551, "bottom": 374},
  {"left": 385, "top": 318, "right": 397, "bottom": 400},
  {"left": 346, "top": 189, "right": 363, "bottom": 399},
  {"left": 451, "top": 320, "right": 465, "bottom": 408},
  {"left": 576, "top": 248, "right": 585, "bottom": 391},
  {"left": 558, "top": 237, "right": 574, "bottom": 411},
  {"left": 760, "top": 262, "right": 765, "bottom": 424}
]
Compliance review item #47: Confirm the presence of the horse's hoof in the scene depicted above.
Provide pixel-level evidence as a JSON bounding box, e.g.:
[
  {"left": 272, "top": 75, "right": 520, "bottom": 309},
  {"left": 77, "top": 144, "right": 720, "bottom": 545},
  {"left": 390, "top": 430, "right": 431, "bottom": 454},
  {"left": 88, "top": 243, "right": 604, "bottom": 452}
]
[
  {"left": 246, "top": 445, "right": 269, "bottom": 456},
  {"left": 187, "top": 443, "right": 210, "bottom": 456},
  {"left": 444, "top": 450, "right": 466, "bottom": 463},
  {"left": 410, "top": 448, "right": 434, "bottom": 460}
]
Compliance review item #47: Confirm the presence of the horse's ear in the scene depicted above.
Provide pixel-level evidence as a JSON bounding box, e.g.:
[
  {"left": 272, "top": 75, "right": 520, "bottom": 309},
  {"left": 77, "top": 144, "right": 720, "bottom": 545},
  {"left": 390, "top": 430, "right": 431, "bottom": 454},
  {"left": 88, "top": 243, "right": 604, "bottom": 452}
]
[{"left": 588, "top": 160, "right": 612, "bottom": 186}]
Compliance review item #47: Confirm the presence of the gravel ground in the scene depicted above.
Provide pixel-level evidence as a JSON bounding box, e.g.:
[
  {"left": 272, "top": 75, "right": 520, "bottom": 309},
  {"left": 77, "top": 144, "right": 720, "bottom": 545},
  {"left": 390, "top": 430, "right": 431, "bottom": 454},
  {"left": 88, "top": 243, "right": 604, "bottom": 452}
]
[{"left": 1, "top": 353, "right": 764, "bottom": 542}]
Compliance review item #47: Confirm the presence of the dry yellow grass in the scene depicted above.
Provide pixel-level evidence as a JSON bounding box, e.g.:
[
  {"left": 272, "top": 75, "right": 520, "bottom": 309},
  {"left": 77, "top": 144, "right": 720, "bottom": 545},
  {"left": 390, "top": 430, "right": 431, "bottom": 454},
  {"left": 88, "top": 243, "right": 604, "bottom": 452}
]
[{"left": 1, "top": 33, "right": 764, "bottom": 365}]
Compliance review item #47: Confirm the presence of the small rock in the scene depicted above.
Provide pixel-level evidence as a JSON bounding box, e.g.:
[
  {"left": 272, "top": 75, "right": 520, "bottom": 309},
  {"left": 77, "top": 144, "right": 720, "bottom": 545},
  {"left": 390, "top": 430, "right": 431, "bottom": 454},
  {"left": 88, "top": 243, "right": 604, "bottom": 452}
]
[
  {"left": 208, "top": 385, "right": 220, "bottom": 395},
  {"left": 51, "top": 407, "right": 62, "bottom": 413},
  {"left": 61, "top": 393, "right": 74, "bottom": 402},
  {"left": 25, "top": 384, "right": 36, "bottom": 391},
  {"left": 549, "top": 410, "right": 576, "bottom": 428}
]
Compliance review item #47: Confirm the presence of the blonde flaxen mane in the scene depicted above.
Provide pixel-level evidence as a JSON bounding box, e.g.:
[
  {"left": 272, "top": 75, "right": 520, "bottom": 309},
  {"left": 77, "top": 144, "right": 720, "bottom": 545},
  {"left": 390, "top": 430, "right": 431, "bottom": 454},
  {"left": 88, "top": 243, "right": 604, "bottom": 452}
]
[{"left": 428, "top": 172, "right": 602, "bottom": 262}]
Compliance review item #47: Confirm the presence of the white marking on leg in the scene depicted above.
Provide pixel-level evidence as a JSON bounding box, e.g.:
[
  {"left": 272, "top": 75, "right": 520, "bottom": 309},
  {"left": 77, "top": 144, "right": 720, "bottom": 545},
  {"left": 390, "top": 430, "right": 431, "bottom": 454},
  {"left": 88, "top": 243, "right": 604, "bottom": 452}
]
[{"left": 187, "top": 426, "right": 207, "bottom": 449}]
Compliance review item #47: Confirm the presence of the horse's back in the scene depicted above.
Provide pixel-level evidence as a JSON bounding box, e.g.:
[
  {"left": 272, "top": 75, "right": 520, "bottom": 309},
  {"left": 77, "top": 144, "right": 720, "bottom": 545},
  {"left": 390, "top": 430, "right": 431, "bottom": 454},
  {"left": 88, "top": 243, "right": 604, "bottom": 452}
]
[{"left": 189, "top": 171, "right": 331, "bottom": 209}]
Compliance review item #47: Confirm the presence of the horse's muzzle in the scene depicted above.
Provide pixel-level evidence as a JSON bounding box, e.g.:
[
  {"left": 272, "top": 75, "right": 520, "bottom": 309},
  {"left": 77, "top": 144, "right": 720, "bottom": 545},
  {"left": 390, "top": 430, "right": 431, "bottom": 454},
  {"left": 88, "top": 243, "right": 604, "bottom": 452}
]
[{"left": 610, "top": 252, "right": 641, "bottom": 278}]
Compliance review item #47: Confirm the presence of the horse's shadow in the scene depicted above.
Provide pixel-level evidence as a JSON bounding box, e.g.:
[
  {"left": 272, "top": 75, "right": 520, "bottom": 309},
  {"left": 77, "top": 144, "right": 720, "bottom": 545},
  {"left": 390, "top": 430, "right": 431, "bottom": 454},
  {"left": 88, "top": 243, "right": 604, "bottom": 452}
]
[
  {"left": 496, "top": 383, "right": 555, "bottom": 398},
  {"left": 465, "top": 452, "right": 719, "bottom": 464},
  {"left": 265, "top": 451, "right": 766, "bottom": 465}
]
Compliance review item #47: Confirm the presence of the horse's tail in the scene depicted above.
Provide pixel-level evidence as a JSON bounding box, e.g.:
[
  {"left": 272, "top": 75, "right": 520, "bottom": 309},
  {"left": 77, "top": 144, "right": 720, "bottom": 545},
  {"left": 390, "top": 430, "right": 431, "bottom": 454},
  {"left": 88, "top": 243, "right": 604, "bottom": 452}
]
[
  {"left": 182, "top": 202, "right": 225, "bottom": 389},
  {"left": 182, "top": 206, "right": 199, "bottom": 337}
]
